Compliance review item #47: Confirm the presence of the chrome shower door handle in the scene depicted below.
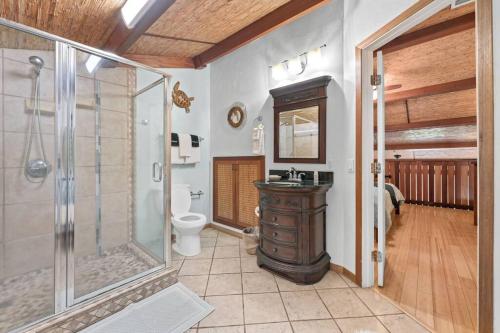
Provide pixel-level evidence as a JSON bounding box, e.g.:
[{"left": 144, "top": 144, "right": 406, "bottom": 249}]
[{"left": 152, "top": 162, "right": 163, "bottom": 182}]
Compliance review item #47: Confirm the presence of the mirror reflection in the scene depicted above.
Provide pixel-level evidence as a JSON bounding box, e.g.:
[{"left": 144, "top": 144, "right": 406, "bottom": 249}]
[{"left": 279, "top": 106, "right": 319, "bottom": 158}]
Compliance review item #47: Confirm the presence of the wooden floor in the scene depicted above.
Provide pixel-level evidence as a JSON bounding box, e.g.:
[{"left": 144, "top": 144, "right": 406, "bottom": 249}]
[{"left": 376, "top": 205, "right": 477, "bottom": 333}]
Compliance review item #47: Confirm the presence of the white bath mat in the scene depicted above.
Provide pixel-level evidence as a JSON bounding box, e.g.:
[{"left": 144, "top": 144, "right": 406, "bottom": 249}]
[{"left": 81, "top": 283, "right": 214, "bottom": 333}]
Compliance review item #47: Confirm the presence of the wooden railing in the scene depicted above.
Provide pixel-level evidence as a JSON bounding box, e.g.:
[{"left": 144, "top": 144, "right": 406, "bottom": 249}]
[{"left": 385, "top": 159, "right": 477, "bottom": 213}]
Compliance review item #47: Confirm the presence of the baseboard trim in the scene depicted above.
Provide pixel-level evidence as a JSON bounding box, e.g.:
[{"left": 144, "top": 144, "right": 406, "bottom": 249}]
[
  {"left": 209, "top": 222, "right": 243, "bottom": 239},
  {"left": 330, "top": 263, "right": 357, "bottom": 286}
]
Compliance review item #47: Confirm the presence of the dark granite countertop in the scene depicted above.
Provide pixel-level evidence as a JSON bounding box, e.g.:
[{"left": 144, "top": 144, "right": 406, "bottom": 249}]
[{"left": 254, "top": 179, "right": 333, "bottom": 191}]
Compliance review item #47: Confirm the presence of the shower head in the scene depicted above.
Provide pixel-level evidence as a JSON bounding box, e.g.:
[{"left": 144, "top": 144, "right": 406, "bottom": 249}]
[{"left": 29, "top": 56, "right": 44, "bottom": 75}]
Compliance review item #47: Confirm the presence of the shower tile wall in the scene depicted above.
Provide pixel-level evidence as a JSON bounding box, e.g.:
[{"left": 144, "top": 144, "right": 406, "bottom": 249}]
[
  {"left": 0, "top": 48, "right": 56, "bottom": 279},
  {"left": 0, "top": 48, "right": 134, "bottom": 280},
  {"left": 74, "top": 63, "right": 132, "bottom": 259}
]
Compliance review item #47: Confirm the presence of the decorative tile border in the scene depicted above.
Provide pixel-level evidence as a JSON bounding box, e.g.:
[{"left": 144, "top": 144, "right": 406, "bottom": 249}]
[{"left": 29, "top": 271, "right": 177, "bottom": 333}]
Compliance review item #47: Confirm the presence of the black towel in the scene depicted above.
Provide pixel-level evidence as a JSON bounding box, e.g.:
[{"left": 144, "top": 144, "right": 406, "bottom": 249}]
[{"left": 171, "top": 133, "right": 199, "bottom": 147}]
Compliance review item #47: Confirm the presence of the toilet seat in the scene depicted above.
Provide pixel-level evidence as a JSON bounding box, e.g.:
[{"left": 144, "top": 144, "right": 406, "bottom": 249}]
[{"left": 172, "top": 213, "right": 206, "bottom": 228}]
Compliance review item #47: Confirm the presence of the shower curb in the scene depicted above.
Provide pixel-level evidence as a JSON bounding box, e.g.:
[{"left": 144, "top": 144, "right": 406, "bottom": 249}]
[{"left": 26, "top": 270, "right": 178, "bottom": 333}]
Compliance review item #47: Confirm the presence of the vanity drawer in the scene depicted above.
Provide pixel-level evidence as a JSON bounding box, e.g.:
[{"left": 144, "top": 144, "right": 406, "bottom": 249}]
[
  {"left": 261, "top": 239, "right": 298, "bottom": 263},
  {"left": 261, "top": 224, "right": 297, "bottom": 244},
  {"left": 260, "top": 192, "right": 302, "bottom": 210},
  {"left": 261, "top": 209, "right": 298, "bottom": 228}
]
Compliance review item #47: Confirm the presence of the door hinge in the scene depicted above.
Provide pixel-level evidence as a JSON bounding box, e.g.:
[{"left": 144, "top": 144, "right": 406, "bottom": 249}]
[
  {"left": 372, "top": 250, "right": 383, "bottom": 262},
  {"left": 371, "top": 162, "right": 382, "bottom": 174},
  {"left": 371, "top": 74, "right": 382, "bottom": 86}
]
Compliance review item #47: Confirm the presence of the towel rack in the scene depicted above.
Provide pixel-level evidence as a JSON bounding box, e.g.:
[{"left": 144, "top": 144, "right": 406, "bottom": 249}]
[{"left": 190, "top": 190, "right": 204, "bottom": 199}]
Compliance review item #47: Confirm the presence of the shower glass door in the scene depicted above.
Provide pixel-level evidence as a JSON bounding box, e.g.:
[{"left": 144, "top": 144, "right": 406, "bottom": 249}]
[
  {"left": 71, "top": 49, "right": 167, "bottom": 303},
  {"left": 133, "top": 70, "right": 168, "bottom": 260},
  {"left": 0, "top": 18, "right": 170, "bottom": 331},
  {"left": 0, "top": 24, "right": 56, "bottom": 333}
]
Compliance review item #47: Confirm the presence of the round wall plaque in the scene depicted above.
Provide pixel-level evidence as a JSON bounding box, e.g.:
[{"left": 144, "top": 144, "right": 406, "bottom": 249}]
[{"left": 227, "top": 103, "right": 246, "bottom": 128}]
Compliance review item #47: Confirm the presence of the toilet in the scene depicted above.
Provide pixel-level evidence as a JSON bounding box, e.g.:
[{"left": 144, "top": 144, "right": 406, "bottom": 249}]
[{"left": 171, "top": 184, "right": 206, "bottom": 256}]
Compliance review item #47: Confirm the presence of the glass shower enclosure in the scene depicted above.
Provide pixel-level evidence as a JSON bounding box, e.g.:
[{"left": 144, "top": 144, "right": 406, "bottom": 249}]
[{"left": 0, "top": 19, "right": 171, "bottom": 333}]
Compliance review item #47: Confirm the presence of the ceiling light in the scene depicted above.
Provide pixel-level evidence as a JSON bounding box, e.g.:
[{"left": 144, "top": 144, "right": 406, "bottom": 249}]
[
  {"left": 271, "top": 62, "right": 288, "bottom": 81},
  {"left": 121, "top": 0, "right": 154, "bottom": 28},
  {"left": 288, "top": 56, "right": 304, "bottom": 75},
  {"left": 85, "top": 55, "right": 102, "bottom": 73}
]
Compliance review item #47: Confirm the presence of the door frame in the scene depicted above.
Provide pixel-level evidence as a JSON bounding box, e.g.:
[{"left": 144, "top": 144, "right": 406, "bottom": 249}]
[{"left": 354, "top": 1, "right": 494, "bottom": 332}]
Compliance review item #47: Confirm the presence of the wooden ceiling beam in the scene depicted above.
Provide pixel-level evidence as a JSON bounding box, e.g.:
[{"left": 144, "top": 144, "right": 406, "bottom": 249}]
[
  {"left": 192, "top": 0, "right": 328, "bottom": 68},
  {"left": 103, "top": 0, "right": 176, "bottom": 54},
  {"left": 123, "top": 54, "right": 194, "bottom": 68},
  {"left": 383, "top": 140, "right": 477, "bottom": 150},
  {"left": 376, "top": 116, "right": 477, "bottom": 132},
  {"left": 375, "top": 77, "right": 476, "bottom": 104},
  {"left": 377, "top": 12, "right": 475, "bottom": 55}
]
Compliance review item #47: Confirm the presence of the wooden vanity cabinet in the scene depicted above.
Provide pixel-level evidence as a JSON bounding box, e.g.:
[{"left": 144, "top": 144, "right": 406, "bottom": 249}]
[{"left": 255, "top": 184, "right": 332, "bottom": 284}]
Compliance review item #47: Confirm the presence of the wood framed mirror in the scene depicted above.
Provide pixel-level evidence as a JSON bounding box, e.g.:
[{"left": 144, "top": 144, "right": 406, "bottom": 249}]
[{"left": 270, "top": 75, "right": 331, "bottom": 164}]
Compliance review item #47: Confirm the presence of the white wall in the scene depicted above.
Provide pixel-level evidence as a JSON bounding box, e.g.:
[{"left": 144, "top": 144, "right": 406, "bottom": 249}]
[
  {"left": 342, "top": 0, "right": 419, "bottom": 274},
  {"left": 210, "top": 0, "right": 347, "bottom": 266},
  {"left": 209, "top": 0, "right": 419, "bottom": 273},
  {"left": 167, "top": 68, "right": 211, "bottom": 218},
  {"left": 135, "top": 68, "right": 210, "bottom": 256},
  {"left": 492, "top": 1, "right": 499, "bottom": 330}
]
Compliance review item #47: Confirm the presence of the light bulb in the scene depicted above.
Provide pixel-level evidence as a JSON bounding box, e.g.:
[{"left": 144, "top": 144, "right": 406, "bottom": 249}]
[
  {"left": 288, "top": 56, "right": 304, "bottom": 75},
  {"left": 271, "top": 62, "right": 288, "bottom": 81},
  {"left": 307, "top": 47, "right": 324, "bottom": 68}
]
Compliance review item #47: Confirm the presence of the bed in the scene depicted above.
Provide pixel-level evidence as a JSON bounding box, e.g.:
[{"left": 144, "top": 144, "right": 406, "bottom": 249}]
[{"left": 374, "top": 183, "right": 405, "bottom": 233}]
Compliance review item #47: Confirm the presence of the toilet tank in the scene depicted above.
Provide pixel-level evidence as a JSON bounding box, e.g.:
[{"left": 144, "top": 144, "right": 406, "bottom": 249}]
[{"left": 171, "top": 184, "right": 191, "bottom": 215}]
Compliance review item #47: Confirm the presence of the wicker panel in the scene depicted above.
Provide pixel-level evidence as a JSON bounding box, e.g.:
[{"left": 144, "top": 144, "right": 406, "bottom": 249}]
[
  {"left": 0, "top": 0, "right": 125, "bottom": 48},
  {"left": 216, "top": 163, "right": 234, "bottom": 220},
  {"left": 237, "top": 164, "right": 259, "bottom": 228},
  {"left": 384, "top": 29, "right": 475, "bottom": 92}
]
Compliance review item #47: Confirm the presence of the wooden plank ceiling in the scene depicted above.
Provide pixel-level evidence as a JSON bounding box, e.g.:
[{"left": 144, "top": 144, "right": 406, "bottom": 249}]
[
  {"left": 0, "top": 0, "right": 328, "bottom": 68},
  {"left": 374, "top": 3, "right": 477, "bottom": 150}
]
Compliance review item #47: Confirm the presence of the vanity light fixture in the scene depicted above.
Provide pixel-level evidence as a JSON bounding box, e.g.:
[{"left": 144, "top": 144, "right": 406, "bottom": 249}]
[
  {"left": 270, "top": 44, "right": 326, "bottom": 81},
  {"left": 121, "top": 0, "right": 154, "bottom": 28}
]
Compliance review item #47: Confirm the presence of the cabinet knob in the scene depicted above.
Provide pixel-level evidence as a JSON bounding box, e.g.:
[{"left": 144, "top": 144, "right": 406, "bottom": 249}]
[
  {"left": 273, "top": 232, "right": 278, "bottom": 237},
  {"left": 273, "top": 248, "right": 278, "bottom": 253},
  {"left": 272, "top": 216, "right": 277, "bottom": 222}
]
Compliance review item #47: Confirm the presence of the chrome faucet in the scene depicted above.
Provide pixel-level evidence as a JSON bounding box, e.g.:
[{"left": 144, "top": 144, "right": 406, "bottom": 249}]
[{"left": 287, "top": 167, "right": 305, "bottom": 182}]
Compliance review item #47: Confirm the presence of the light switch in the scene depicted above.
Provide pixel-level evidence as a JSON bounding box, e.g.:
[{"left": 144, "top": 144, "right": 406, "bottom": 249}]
[{"left": 347, "top": 159, "right": 355, "bottom": 173}]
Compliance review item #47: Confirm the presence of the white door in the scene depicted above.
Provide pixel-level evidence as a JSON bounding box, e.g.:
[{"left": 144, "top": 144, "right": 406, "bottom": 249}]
[{"left": 375, "top": 50, "right": 386, "bottom": 287}]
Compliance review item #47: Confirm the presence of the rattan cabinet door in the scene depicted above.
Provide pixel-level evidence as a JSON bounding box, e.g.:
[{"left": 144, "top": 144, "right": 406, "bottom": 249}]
[
  {"left": 236, "top": 162, "right": 261, "bottom": 228},
  {"left": 213, "top": 160, "right": 235, "bottom": 225},
  {"left": 213, "top": 156, "right": 264, "bottom": 229}
]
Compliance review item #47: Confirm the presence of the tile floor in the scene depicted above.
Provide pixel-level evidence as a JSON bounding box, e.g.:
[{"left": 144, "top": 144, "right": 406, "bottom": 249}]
[{"left": 174, "top": 227, "right": 430, "bottom": 333}]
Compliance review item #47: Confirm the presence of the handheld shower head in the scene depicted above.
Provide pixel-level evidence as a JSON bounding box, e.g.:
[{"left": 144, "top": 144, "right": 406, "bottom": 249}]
[{"left": 29, "top": 56, "right": 44, "bottom": 75}]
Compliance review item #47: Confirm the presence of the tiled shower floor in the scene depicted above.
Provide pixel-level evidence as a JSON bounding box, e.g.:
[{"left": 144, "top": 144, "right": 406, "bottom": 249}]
[{"left": 0, "top": 244, "right": 157, "bottom": 333}]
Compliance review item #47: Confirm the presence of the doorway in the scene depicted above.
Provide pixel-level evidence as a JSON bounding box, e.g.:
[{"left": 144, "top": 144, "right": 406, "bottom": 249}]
[{"left": 354, "top": 0, "right": 494, "bottom": 332}]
